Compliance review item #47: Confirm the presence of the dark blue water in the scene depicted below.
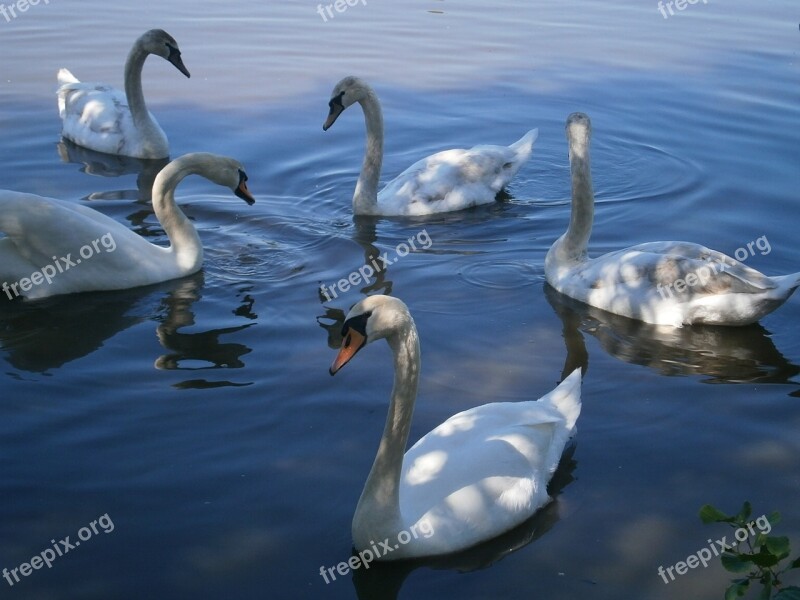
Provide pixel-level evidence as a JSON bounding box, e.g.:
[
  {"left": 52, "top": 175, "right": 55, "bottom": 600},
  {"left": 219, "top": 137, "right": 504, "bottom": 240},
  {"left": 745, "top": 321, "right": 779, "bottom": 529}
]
[{"left": 1, "top": 1, "right": 799, "bottom": 599}]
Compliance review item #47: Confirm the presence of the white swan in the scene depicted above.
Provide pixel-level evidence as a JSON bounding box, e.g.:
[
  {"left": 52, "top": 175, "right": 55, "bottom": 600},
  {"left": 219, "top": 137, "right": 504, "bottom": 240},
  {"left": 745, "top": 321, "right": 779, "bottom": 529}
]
[
  {"left": 323, "top": 77, "right": 537, "bottom": 216},
  {"left": 0, "top": 153, "right": 254, "bottom": 301},
  {"left": 545, "top": 112, "right": 800, "bottom": 327},
  {"left": 57, "top": 29, "right": 191, "bottom": 159},
  {"left": 329, "top": 295, "right": 582, "bottom": 558}
]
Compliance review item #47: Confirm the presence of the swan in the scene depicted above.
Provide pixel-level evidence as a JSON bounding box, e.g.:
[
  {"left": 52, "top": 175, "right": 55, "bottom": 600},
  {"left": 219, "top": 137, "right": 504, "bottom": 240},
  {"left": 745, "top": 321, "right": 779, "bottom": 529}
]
[
  {"left": 329, "top": 295, "right": 582, "bottom": 558},
  {"left": 57, "top": 29, "right": 191, "bottom": 159},
  {"left": 323, "top": 77, "right": 537, "bottom": 216},
  {"left": 0, "top": 153, "right": 254, "bottom": 301},
  {"left": 545, "top": 112, "right": 800, "bottom": 327}
]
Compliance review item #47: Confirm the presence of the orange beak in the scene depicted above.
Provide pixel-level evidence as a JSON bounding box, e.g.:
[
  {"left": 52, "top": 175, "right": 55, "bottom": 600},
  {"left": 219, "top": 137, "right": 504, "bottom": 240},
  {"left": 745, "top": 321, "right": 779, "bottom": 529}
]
[
  {"left": 330, "top": 329, "right": 366, "bottom": 375},
  {"left": 236, "top": 180, "right": 255, "bottom": 205}
]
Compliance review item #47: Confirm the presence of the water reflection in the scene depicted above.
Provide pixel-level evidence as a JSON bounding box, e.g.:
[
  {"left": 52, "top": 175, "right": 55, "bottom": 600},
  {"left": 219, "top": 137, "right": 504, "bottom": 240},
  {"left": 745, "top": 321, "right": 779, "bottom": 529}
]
[
  {"left": 0, "top": 273, "right": 255, "bottom": 381},
  {"left": 544, "top": 283, "right": 800, "bottom": 386},
  {"left": 316, "top": 216, "right": 394, "bottom": 347},
  {"left": 352, "top": 446, "right": 578, "bottom": 600},
  {"left": 57, "top": 138, "right": 168, "bottom": 203},
  {"left": 0, "top": 282, "right": 162, "bottom": 373},
  {"left": 154, "top": 277, "right": 255, "bottom": 386},
  {"left": 352, "top": 216, "right": 393, "bottom": 297}
]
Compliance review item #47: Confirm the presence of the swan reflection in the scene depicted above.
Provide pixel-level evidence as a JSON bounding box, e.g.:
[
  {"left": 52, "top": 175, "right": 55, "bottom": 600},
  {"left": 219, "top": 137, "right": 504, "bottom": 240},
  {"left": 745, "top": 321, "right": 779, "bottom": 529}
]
[
  {"left": 57, "top": 138, "right": 168, "bottom": 203},
  {"left": 316, "top": 216, "right": 393, "bottom": 342},
  {"left": 0, "top": 273, "right": 254, "bottom": 383},
  {"left": 545, "top": 283, "right": 800, "bottom": 385}
]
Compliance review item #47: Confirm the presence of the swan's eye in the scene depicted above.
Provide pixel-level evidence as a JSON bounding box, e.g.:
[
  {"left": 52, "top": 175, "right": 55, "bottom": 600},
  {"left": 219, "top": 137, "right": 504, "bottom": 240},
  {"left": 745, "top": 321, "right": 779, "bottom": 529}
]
[
  {"left": 340, "top": 310, "right": 372, "bottom": 338},
  {"left": 329, "top": 91, "right": 345, "bottom": 109}
]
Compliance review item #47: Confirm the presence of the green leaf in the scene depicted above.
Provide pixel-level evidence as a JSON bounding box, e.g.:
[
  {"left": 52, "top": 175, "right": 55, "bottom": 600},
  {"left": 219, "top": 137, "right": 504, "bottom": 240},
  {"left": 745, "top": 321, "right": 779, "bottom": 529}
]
[
  {"left": 750, "top": 548, "right": 781, "bottom": 568},
  {"left": 722, "top": 552, "right": 756, "bottom": 573},
  {"left": 726, "top": 580, "right": 750, "bottom": 600},
  {"left": 700, "top": 504, "right": 734, "bottom": 524},
  {"left": 768, "top": 511, "right": 782, "bottom": 527},
  {"left": 789, "top": 556, "right": 800, "bottom": 570},
  {"left": 774, "top": 588, "right": 800, "bottom": 600},
  {"left": 766, "top": 536, "right": 791, "bottom": 560},
  {"left": 736, "top": 501, "right": 753, "bottom": 523}
]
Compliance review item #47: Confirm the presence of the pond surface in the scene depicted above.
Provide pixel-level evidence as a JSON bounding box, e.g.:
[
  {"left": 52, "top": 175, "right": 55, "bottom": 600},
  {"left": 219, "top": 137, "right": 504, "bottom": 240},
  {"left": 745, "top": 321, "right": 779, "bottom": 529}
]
[{"left": 1, "top": 1, "right": 799, "bottom": 599}]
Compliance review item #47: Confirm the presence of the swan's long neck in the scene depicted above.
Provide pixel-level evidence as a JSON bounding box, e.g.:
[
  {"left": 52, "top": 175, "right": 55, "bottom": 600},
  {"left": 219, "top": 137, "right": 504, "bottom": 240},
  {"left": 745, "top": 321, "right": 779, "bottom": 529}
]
[
  {"left": 124, "top": 42, "right": 154, "bottom": 129},
  {"left": 151, "top": 156, "right": 204, "bottom": 272},
  {"left": 353, "top": 88, "right": 384, "bottom": 214},
  {"left": 354, "top": 319, "right": 420, "bottom": 538},
  {"left": 552, "top": 129, "right": 594, "bottom": 265}
]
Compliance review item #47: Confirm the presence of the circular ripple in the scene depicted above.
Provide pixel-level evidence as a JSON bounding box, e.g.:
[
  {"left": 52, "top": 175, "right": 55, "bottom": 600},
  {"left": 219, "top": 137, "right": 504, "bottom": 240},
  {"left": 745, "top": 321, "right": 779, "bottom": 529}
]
[{"left": 459, "top": 259, "right": 542, "bottom": 290}]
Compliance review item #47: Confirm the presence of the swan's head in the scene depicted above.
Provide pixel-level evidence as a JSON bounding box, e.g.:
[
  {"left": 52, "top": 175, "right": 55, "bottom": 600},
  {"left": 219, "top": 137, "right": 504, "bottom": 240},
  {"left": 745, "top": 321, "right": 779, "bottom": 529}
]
[
  {"left": 138, "top": 29, "right": 191, "bottom": 78},
  {"left": 566, "top": 112, "right": 591, "bottom": 159},
  {"left": 330, "top": 295, "right": 412, "bottom": 375},
  {"left": 173, "top": 153, "right": 255, "bottom": 205},
  {"left": 323, "top": 76, "right": 372, "bottom": 131}
]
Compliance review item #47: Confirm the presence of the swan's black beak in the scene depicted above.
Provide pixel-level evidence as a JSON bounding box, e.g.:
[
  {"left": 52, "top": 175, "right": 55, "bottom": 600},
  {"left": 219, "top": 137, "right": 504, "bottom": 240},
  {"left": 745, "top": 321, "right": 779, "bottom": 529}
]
[
  {"left": 167, "top": 44, "right": 191, "bottom": 78},
  {"left": 330, "top": 329, "right": 366, "bottom": 375},
  {"left": 323, "top": 94, "right": 345, "bottom": 131},
  {"left": 235, "top": 170, "right": 255, "bottom": 205}
]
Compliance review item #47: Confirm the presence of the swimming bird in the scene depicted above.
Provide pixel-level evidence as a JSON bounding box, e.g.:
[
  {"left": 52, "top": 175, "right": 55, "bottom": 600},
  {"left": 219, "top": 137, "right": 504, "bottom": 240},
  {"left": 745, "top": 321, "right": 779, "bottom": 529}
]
[
  {"left": 57, "top": 29, "right": 190, "bottom": 159},
  {"left": 545, "top": 112, "right": 800, "bottom": 327},
  {"left": 0, "top": 153, "right": 254, "bottom": 300},
  {"left": 323, "top": 76, "right": 537, "bottom": 216},
  {"left": 330, "top": 295, "right": 582, "bottom": 558}
]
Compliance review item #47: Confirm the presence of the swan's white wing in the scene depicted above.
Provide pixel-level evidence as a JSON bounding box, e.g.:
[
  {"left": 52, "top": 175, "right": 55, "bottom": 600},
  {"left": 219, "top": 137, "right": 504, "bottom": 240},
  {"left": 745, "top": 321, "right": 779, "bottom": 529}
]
[
  {"left": 577, "top": 242, "right": 776, "bottom": 297},
  {"left": 57, "top": 79, "right": 166, "bottom": 158},
  {"left": 548, "top": 241, "right": 786, "bottom": 326},
  {"left": 377, "top": 133, "right": 535, "bottom": 216},
  {"left": 397, "top": 370, "right": 581, "bottom": 556},
  {"left": 0, "top": 192, "right": 170, "bottom": 298}
]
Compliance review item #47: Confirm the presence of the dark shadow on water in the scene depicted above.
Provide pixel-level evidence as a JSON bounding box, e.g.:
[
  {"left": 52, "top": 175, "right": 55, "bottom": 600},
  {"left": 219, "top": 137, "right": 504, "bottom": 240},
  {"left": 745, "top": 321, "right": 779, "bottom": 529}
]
[
  {"left": 351, "top": 446, "right": 579, "bottom": 600},
  {"left": 544, "top": 283, "right": 800, "bottom": 387}
]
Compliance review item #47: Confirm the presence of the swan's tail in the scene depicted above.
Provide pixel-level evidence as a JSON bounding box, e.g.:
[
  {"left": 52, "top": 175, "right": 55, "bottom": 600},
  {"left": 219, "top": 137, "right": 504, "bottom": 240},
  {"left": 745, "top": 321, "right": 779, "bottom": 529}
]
[
  {"left": 56, "top": 69, "right": 80, "bottom": 120},
  {"left": 57, "top": 68, "right": 79, "bottom": 86},
  {"left": 541, "top": 368, "right": 582, "bottom": 433},
  {"left": 56, "top": 69, "right": 80, "bottom": 119},
  {"left": 509, "top": 128, "right": 539, "bottom": 163},
  {"left": 772, "top": 272, "right": 800, "bottom": 295}
]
